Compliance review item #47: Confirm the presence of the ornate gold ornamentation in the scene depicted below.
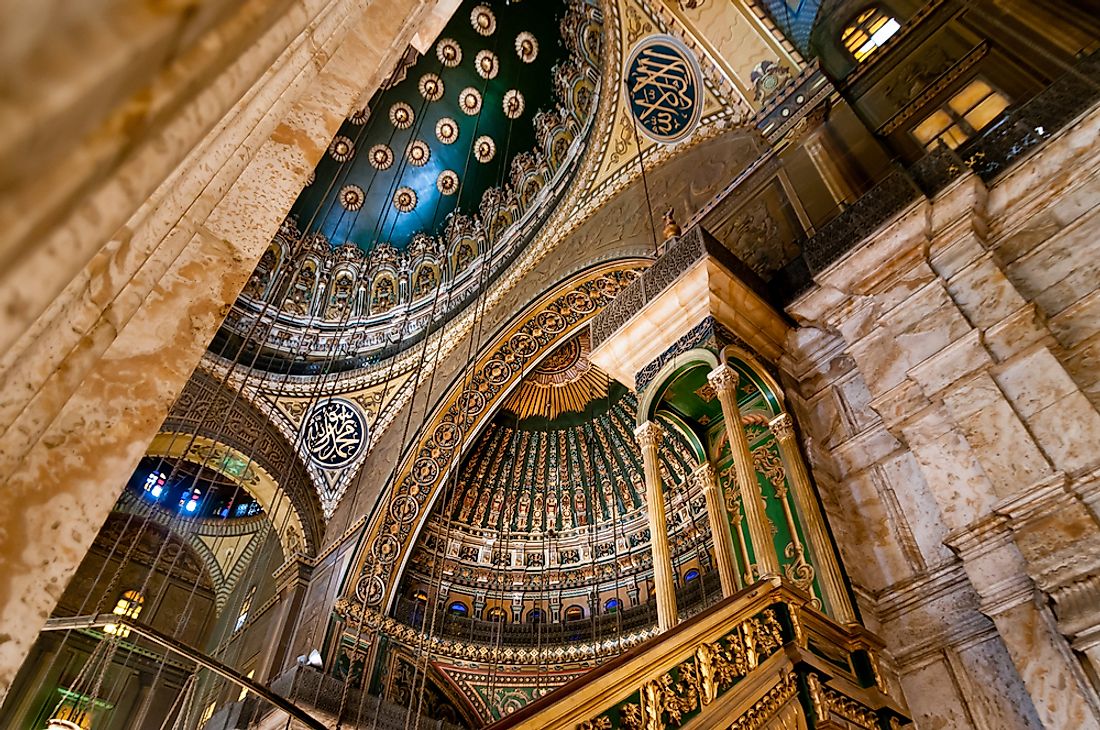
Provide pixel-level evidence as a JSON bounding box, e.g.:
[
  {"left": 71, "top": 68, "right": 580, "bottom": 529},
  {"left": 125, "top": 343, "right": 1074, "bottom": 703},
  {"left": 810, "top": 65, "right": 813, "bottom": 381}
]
[
  {"left": 729, "top": 672, "right": 798, "bottom": 730},
  {"left": 576, "top": 718, "right": 611, "bottom": 730}
]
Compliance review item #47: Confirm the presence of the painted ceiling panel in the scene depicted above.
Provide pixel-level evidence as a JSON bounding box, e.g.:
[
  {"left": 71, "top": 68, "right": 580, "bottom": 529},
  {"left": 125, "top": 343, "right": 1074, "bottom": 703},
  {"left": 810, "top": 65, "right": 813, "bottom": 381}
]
[{"left": 293, "top": 0, "right": 565, "bottom": 252}]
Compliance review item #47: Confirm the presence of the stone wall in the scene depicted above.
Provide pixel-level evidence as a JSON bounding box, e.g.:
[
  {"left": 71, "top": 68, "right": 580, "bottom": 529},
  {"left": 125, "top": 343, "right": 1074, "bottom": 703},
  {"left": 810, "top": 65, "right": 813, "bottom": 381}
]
[
  {"left": 784, "top": 103, "right": 1100, "bottom": 728},
  {"left": 0, "top": 0, "right": 458, "bottom": 697}
]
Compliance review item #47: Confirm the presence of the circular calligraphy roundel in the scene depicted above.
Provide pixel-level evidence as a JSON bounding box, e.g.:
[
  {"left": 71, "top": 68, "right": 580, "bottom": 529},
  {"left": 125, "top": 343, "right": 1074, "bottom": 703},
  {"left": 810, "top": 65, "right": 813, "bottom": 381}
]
[
  {"left": 624, "top": 34, "right": 703, "bottom": 144},
  {"left": 302, "top": 398, "right": 367, "bottom": 469}
]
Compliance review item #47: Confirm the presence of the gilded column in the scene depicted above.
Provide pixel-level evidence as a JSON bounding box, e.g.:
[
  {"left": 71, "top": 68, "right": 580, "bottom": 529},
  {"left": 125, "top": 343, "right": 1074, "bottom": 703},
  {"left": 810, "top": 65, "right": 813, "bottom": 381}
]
[
  {"left": 635, "top": 421, "right": 678, "bottom": 631},
  {"left": 693, "top": 462, "right": 740, "bottom": 596},
  {"left": 708, "top": 365, "right": 780, "bottom": 579},
  {"left": 769, "top": 413, "right": 856, "bottom": 623}
]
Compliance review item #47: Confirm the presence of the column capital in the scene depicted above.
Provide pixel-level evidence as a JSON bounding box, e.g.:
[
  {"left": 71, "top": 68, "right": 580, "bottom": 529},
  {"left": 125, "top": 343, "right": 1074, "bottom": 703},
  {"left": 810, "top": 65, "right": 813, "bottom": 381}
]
[
  {"left": 634, "top": 420, "right": 664, "bottom": 448},
  {"left": 769, "top": 412, "right": 795, "bottom": 441},
  {"left": 692, "top": 461, "right": 717, "bottom": 489},
  {"left": 707, "top": 365, "right": 740, "bottom": 392}
]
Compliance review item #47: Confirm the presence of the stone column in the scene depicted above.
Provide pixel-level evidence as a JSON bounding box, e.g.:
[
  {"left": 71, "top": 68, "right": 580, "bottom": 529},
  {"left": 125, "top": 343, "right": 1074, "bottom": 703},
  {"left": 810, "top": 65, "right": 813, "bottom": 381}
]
[
  {"left": 634, "top": 421, "right": 678, "bottom": 631},
  {"left": 769, "top": 413, "right": 856, "bottom": 623},
  {"left": 708, "top": 365, "right": 780, "bottom": 578},
  {"left": 692, "top": 463, "right": 739, "bottom": 596}
]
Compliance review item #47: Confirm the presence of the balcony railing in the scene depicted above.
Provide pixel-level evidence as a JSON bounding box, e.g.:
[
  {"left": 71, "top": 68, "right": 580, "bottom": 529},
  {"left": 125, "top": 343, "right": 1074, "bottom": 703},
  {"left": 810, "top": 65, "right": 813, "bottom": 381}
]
[{"left": 484, "top": 577, "right": 908, "bottom": 730}]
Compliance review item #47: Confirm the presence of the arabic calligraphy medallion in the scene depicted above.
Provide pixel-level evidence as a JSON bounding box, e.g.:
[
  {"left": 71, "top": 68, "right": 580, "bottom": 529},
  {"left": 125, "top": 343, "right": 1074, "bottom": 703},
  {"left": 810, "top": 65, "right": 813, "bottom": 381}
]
[
  {"left": 303, "top": 398, "right": 367, "bottom": 469},
  {"left": 624, "top": 34, "right": 703, "bottom": 143}
]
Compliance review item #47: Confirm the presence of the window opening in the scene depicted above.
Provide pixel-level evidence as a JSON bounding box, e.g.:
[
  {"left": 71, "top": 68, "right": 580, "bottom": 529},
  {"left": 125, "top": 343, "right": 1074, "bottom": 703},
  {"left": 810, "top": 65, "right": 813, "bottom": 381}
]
[
  {"left": 842, "top": 8, "right": 901, "bottom": 62},
  {"left": 912, "top": 78, "right": 1010, "bottom": 151}
]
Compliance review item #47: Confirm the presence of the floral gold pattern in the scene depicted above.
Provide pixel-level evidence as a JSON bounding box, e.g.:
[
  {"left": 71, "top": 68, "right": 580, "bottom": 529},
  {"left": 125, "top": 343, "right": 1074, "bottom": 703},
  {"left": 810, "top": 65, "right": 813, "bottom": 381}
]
[
  {"left": 328, "top": 135, "right": 355, "bottom": 162},
  {"left": 470, "top": 4, "right": 496, "bottom": 36},
  {"left": 436, "top": 38, "right": 461, "bottom": 67},
  {"left": 503, "top": 89, "right": 525, "bottom": 119},
  {"left": 368, "top": 144, "right": 394, "bottom": 170},
  {"left": 389, "top": 101, "right": 414, "bottom": 129},
  {"left": 459, "top": 87, "right": 483, "bottom": 115},
  {"left": 437, "top": 170, "right": 459, "bottom": 196},
  {"left": 435, "top": 117, "right": 459, "bottom": 145},
  {"left": 418, "top": 73, "right": 444, "bottom": 101},
  {"left": 515, "top": 31, "right": 538, "bottom": 63},
  {"left": 393, "top": 186, "right": 417, "bottom": 213},
  {"left": 406, "top": 139, "right": 430, "bottom": 167},
  {"left": 474, "top": 135, "right": 496, "bottom": 163},
  {"left": 338, "top": 184, "right": 365, "bottom": 211},
  {"left": 476, "top": 49, "right": 499, "bottom": 80}
]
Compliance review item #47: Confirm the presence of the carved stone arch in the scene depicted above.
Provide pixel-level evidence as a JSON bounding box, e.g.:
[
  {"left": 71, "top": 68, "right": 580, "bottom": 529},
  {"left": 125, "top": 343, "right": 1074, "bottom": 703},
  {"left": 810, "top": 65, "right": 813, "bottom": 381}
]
[
  {"left": 340, "top": 262, "right": 647, "bottom": 617},
  {"left": 161, "top": 370, "right": 325, "bottom": 556}
]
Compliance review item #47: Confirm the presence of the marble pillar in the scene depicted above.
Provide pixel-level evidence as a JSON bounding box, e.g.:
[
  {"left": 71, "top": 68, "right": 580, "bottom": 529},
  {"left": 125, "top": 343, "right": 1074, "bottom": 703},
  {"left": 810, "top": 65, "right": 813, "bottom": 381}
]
[
  {"left": 635, "top": 421, "right": 678, "bottom": 632},
  {"left": 708, "top": 365, "right": 780, "bottom": 579}
]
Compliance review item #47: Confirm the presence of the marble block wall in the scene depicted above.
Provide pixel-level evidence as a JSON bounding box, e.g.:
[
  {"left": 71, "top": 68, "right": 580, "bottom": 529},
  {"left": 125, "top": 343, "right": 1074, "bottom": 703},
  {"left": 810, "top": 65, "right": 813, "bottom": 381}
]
[
  {"left": 0, "top": 0, "right": 457, "bottom": 698},
  {"left": 783, "top": 103, "right": 1100, "bottom": 729}
]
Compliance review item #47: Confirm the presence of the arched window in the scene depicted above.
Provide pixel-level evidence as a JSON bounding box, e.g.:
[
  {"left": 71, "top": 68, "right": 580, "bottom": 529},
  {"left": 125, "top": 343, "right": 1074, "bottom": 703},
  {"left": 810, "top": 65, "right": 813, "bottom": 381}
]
[
  {"left": 684, "top": 568, "right": 700, "bottom": 582},
  {"left": 486, "top": 607, "right": 508, "bottom": 623},
  {"left": 526, "top": 608, "right": 546, "bottom": 624},
  {"left": 604, "top": 598, "right": 622, "bottom": 614},
  {"left": 447, "top": 601, "right": 468, "bottom": 616},
  {"left": 841, "top": 8, "right": 900, "bottom": 62},
  {"left": 104, "top": 589, "right": 143, "bottom": 637},
  {"left": 564, "top": 605, "right": 585, "bottom": 622}
]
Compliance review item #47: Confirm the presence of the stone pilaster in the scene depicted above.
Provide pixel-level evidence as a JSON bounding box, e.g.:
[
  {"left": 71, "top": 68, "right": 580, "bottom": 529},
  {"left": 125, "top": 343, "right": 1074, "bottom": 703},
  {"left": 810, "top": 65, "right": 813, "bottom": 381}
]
[
  {"left": 769, "top": 413, "right": 856, "bottom": 624},
  {"left": 708, "top": 365, "right": 780, "bottom": 578},
  {"left": 692, "top": 462, "right": 739, "bottom": 596},
  {"left": 635, "top": 421, "right": 678, "bottom": 631}
]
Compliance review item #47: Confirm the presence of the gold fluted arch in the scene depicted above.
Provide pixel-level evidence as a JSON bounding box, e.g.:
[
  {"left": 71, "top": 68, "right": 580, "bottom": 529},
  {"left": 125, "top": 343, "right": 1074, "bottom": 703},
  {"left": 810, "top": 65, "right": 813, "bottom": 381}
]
[{"left": 340, "top": 261, "right": 648, "bottom": 618}]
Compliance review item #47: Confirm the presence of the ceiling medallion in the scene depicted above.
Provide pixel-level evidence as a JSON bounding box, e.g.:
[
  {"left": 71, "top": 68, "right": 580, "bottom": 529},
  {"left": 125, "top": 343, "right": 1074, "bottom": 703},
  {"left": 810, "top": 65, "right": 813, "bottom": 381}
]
[
  {"left": 418, "top": 73, "right": 444, "bottom": 102},
  {"left": 470, "top": 5, "right": 496, "bottom": 36},
  {"left": 503, "top": 89, "right": 525, "bottom": 119},
  {"left": 348, "top": 107, "right": 370, "bottom": 125},
  {"left": 389, "top": 101, "right": 415, "bottom": 129},
  {"left": 435, "top": 117, "right": 459, "bottom": 144},
  {"left": 475, "top": 50, "right": 499, "bottom": 80},
  {"left": 437, "top": 38, "right": 462, "bottom": 68},
  {"left": 515, "top": 32, "right": 539, "bottom": 63},
  {"left": 393, "top": 186, "right": 418, "bottom": 213},
  {"left": 339, "top": 184, "right": 365, "bottom": 211},
  {"left": 406, "top": 139, "right": 431, "bottom": 167},
  {"left": 329, "top": 135, "right": 355, "bottom": 162},
  {"left": 437, "top": 170, "right": 459, "bottom": 195},
  {"left": 369, "top": 144, "right": 394, "bottom": 170},
  {"left": 474, "top": 135, "right": 496, "bottom": 163},
  {"left": 459, "top": 87, "right": 483, "bottom": 116}
]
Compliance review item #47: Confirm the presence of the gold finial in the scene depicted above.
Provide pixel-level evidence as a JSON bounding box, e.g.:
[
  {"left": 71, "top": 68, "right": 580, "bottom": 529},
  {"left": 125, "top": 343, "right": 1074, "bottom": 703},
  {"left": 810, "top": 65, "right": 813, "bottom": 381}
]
[{"left": 662, "top": 207, "right": 682, "bottom": 241}]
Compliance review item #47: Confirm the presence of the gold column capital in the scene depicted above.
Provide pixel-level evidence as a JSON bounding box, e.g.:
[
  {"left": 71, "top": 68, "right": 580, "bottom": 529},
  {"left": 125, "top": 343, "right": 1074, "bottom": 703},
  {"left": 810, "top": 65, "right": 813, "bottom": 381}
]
[
  {"left": 634, "top": 420, "right": 664, "bottom": 449},
  {"left": 707, "top": 365, "right": 740, "bottom": 392},
  {"left": 769, "top": 412, "right": 795, "bottom": 442},
  {"left": 692, "top": 461, "right": 717, "bottom": 489}
]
